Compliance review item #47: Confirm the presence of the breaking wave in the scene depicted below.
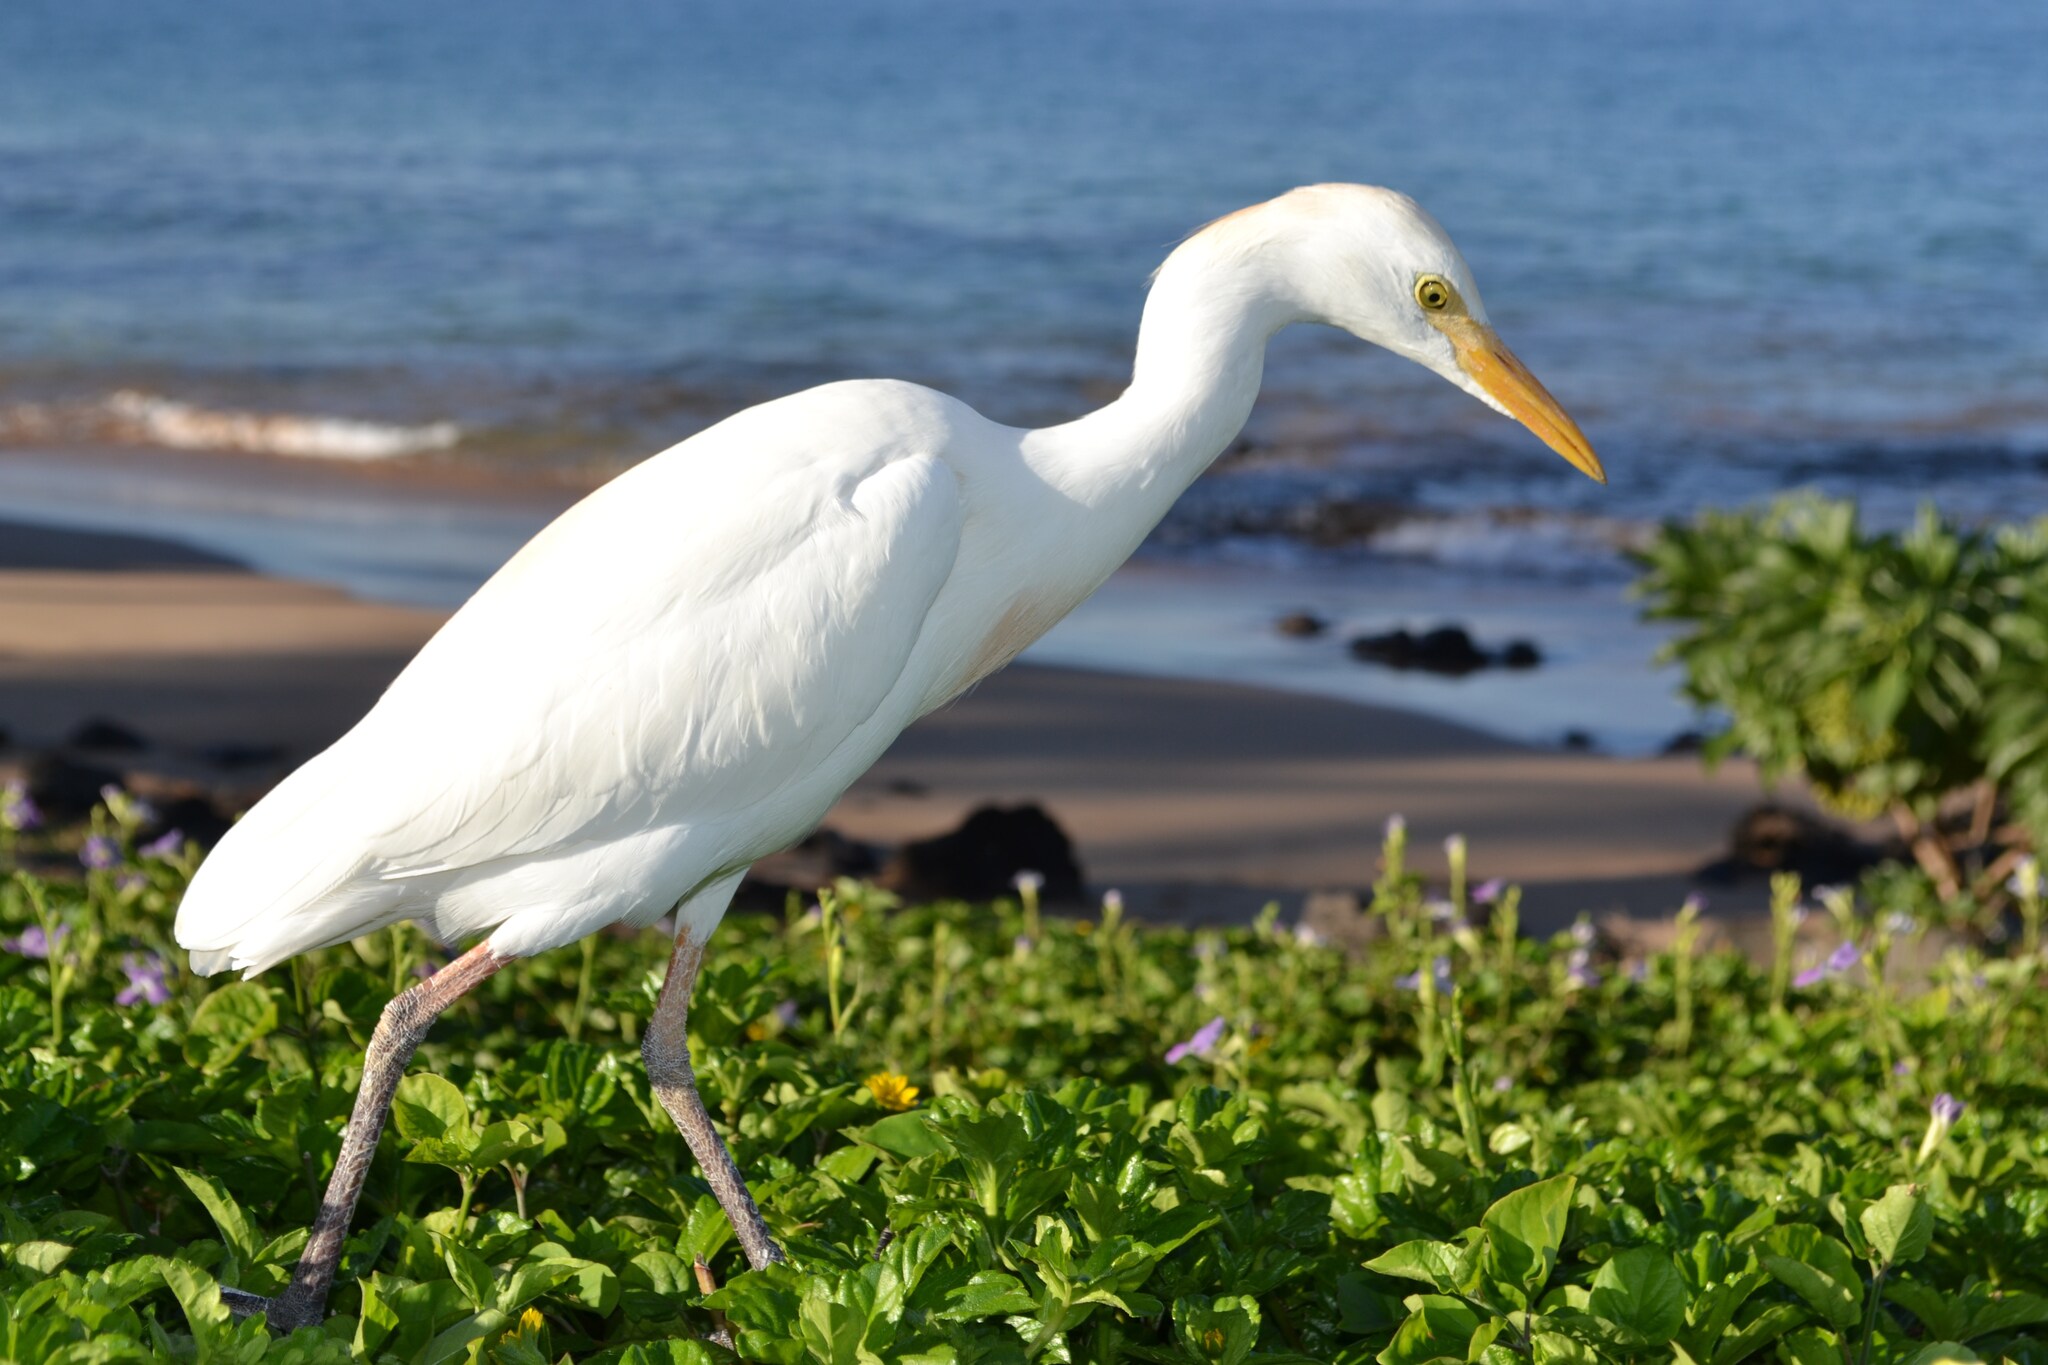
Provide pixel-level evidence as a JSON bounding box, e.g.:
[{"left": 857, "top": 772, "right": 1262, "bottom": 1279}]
[{"left": 0, "top": 391, "right": 461, "bottom": 461}]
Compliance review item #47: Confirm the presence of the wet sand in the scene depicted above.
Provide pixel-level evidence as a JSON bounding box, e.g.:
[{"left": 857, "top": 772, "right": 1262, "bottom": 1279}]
[{"left": 0, "top": 520, "right": 1780, "bottom": 927}]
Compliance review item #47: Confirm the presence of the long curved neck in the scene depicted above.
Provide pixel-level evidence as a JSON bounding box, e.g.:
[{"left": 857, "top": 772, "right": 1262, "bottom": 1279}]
[{"left": 1029, "top": 233, "right": 1304, "bottom": 517}]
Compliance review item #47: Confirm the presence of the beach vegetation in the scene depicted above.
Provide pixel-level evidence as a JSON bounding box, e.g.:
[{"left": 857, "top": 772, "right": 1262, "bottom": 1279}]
[
  {"left": 1638, "top": 494, "right": 2048, "bottom": 916},
  {"left": 0, "top": 817, "right": 2045, "bottom": 1362}
]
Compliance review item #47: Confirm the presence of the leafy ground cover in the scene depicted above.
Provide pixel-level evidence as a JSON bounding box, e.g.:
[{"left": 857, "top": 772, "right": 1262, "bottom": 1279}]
[{"left": 2, "top": 803, "right": 2046, "bottom": 1364}]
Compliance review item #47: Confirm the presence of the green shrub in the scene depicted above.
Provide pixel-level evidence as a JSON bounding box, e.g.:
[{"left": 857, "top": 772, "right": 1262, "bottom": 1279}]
[
  {"left": 1636, "top": 494, "right": 2048, "bottom": 905},
  {"left": 1, "top": 813, "right": 2046, "bottom": 1363}
]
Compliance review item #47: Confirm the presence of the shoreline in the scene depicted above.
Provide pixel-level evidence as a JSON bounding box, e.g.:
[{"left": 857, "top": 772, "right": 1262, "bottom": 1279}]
[
  {"left": 0, "top": 517, "right": 1783, "bottom": 929},
  {"left": 0, "top": 440, "right": 1694, "bottom": 750}
]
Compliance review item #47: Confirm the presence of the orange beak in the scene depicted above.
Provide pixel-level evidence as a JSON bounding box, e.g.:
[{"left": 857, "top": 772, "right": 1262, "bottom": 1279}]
[{"left": 1437, "top": 315, "right": 1606, "bottom": 484}]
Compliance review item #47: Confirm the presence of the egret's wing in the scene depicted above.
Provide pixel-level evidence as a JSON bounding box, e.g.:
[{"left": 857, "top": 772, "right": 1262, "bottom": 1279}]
[{"left": 178, "top": 384, "right": 965, "bottom": 970}]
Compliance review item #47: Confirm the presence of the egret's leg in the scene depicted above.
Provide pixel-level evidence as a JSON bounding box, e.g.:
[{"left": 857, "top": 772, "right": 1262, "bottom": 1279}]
[
  {"left": 642, "top": 928, "right": 786, "bottom": 1270},
  {"left": 229, "top": 941, "right": 507, "bottom": 1333}
]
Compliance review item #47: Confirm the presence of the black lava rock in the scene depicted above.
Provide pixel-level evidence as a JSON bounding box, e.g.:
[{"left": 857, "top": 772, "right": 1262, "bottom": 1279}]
[
  {"left": 1348, "top": 625, "right": 1489, "bottom": 676},
  {"left": 879, "top": 803, "right": 1084, "bottom": 904},
  {"left": 1275, "top": 612, "right": 1329, "bottom": 639},
  {"left": 1501, "top": 640, "right": 1542, "bottom": 669},
  {"left": 67, "top": 717, "right": 148, "bottom": 752},
  {"left": 25, "top": 753, "right": 125, "bottom": 821}
]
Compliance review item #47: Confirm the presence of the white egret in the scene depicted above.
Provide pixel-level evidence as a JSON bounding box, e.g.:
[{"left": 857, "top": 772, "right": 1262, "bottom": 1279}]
[{"left": 176, "top": 183, "right": 1603, "bottom": 1329}]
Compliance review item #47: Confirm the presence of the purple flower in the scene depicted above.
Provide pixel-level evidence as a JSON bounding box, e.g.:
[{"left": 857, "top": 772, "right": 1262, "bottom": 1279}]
[
  {"left": 1569, "top": 918, "right": 1597, "bottom": 947},
  {"left": 115, "top": 952, "right": 171, "bottom": 1007},
  {"left": 1492, "top": 1075, "right": 1513, "bottom": 1093},
  {"left": 139, "top": 829, "right": 185, "bottom": 860},
  {"left": 1012, "top": 934, "right": 1035, "bottom": 954},
  {"left": 1931, "top": 1093, "right": 1965, "bottom": 1125},
  {"left": 1384, "top": 814, "right": 1406, "bottom": 840},
  {"left": 1566, "top": 948, "right": 1602, "bottom": 990},
  {"left": 80, "top": 835, "right": 119, "bottom": 870},
  {"left": 114, "top": 872, "right": 146, "bottom": 894},
  {"left": 1893, "top": 1059, "right": 1913, "bottom": 1076},
  {"left": 0, "top": 780, "right": 40, "bottom": 833},
  {"left": 2, "top": 924, "right": 67, "bottom": 959},
  {"left": 1292, "top": 922, "right": 1328, "bottom": 948},
  {"left": 773, "top": 999, "right": 800, "bottom": 1028},
  {"left": 1471, "top": 878, "right": 1506, "bottom": 905},
  {"left": 1795, "top": 940, "right": 1863, "bottom": 988},
  {"left": 1395, "top": 956, "right": 1453, "bottom": 993},
  {"left": 1190, "top": 938, "right": 1222, "bottom": 961},
  {"left": 1882, "top": 912, "right": 1915, "bottom": 937},
  {"left": 1165, "top": 1015, "right": 1227, "bottom": 1065},
  {"left": 1012, "top": 869, "right": 1044, "bottom": 895},
  {"left": 1627, "top": 960, "right": 1650, "bottom": 984},
  {"left": 98, "top": 784, "right": 157, "bottom": 826},
  {"left": 1100, "top": 889, "right": 1124, "bottom": 916},
  {"left": 1425, "top": 898, "right": 1458, "bottom": 923},
  {"left": 1681, "top": 892, "right": 1707, "bottom": 916}
]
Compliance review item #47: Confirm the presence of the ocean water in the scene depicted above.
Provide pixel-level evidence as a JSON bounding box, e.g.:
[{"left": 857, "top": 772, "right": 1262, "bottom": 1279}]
[{"left": 2, "top": 0, "right": 2045, "bottom": 746}]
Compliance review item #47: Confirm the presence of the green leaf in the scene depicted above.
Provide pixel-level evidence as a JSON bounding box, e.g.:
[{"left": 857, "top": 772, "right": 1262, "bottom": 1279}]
[
  {"left": 173, "top": 1168, "right": 262, "bottom": 1278},
  {"left": 1860, "top": 1184, "right": 1934, "bottom": 1267},
  {"left": 1778, "top": 1327, "right": 1842, "bottom": 1365},
  {"left": 1364, "top": 1240, "right": 1467, "bottom": 1293},
  {"left": 392, "top": 1074, "right": 472, "bottom": 1145},
  {"left": 856, "top": 1110, "right": 946, "bottom": 1159},
  {"left": 1378, "top": 1294, "right": 1481, "bottom": 1365},
  {"left": 1174, "top": 1294, "right": 1260, "bottom": 1365},
  {"left": 1901, "top": 1345, "right": 1984, "bottom": 1365},
  {"left": 1480, "top": 1174, "right": 1576, "bottom": 1305},
  {"left": 181, "top": 983, "right": 277, "bottom": 1074},
  {"left": 442, "top": 1240, "right": 496, "bottom": 1312},
  {"left": 1588, "top": 1246, "right": 1688, "bottom": 1344},
  {"left": 1762, "top": 1225, "right": 1863, "bottom": 1330},
  {"left": 1709, "top": 1303, "right": 1807, "bottom": 1365},
  {"left": 935, "top": 1270, "right": 1037, "bottom": 1321}
]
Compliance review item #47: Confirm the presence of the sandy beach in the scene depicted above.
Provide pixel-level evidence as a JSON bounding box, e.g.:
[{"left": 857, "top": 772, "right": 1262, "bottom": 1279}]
[{"left": 0, "top": 518, "right": 1793, "bottom": 931}]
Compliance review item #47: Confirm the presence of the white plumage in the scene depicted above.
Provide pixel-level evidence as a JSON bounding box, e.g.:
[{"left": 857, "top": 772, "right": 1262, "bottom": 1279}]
[
  {"left": 177, "top": 184, "right": 1602, "bottom": 979},
  {"left": 179, "top": 184, "right": 1608, "bottom": 1327}
]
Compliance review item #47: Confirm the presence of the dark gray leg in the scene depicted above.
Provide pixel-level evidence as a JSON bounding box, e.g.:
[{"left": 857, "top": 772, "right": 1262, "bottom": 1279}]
[
  {"left": 227, "top": 941, "right": 506, "bottom": 1332},
  {"left": 642, "top": 929, "right": 785, "bottom": 1270}
]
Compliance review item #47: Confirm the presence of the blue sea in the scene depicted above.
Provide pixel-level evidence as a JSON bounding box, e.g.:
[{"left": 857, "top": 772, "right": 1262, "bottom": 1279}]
[{"left": 3, "top": 0, "right": 2046, "bottom": 749}]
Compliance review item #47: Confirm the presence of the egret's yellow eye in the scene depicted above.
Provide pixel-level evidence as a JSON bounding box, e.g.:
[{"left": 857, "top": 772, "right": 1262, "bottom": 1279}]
[{"left": 1415, "top": 275, "right": 1454, "bottom": 312}]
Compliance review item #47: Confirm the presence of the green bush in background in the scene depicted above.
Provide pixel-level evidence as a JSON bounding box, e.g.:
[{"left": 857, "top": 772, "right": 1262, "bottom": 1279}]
[{"left": 1636, "top": 494, "right": 2048, "bottom": 908}]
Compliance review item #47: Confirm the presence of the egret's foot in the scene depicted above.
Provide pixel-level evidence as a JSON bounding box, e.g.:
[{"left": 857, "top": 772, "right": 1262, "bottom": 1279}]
[
  {"left": 219, "top": 1285, "right": 324, "bottom": 1335},
  {"left": 219, "top": 1286, "right": 275, "bottom": 1322}
]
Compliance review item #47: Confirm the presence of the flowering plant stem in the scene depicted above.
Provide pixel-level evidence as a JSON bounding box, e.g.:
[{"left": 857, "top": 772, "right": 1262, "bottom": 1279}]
[
  {"left": 19, "top": 875, "right": 64, "bottom": 1050},
  {"left": 1768, "top": 872, "right": 1801, "bottom": 1014}
]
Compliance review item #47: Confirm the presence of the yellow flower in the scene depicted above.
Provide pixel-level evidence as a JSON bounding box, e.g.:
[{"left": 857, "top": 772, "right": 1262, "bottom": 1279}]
[
  {"left": 864, "top": 1072, "right": 920, "bottom": 1111},
  {"left": 501, "top": 1306, "right": 545, "bottom": 1346}
]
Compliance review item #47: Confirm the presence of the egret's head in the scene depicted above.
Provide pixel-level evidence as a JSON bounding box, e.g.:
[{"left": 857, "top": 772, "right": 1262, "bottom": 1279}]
[{"left": 1201, "top": 184, "right": 1605, "bottom": 483}]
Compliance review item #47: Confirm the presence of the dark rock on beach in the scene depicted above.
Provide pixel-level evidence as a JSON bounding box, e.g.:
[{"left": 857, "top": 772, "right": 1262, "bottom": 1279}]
[
  {"left": 198, "top": 741, "right": 290, "bottom": 771},
  {"left": 1347, "top": 624, "right": 1546, "bottom": 676},
  {"left": 23, "top": 753, "right": 125, "bottom": 821},
  {"left": 1274, "top": 612, "right": 1329, "bottom": 638},
  {"left": 1661, "top": 729, "right": 1708, "bottom": 756},
  {"left": 67, "top": 717, "right": 149, "bottom": 752},
  {"left": 737, "top": 825, "right": 889, "bottom": 910},
  {"left": 1348, "top": 625, "right": 1490, "bottom": 676},
  {"left": 1698, "top": 803, "right": 1890, "bottom": 886},
  {"left": 878, "top": 802, "right": 1083, "bottom": 904}
]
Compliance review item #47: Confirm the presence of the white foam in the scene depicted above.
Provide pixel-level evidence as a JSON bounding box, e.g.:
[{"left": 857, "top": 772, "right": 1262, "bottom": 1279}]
[
  {"left": 1367, "top": 510, "right": 1650, "bottom": 576},
  {"left": 99, "top": 391, "right": 460, "bottom": 461}
]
